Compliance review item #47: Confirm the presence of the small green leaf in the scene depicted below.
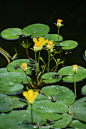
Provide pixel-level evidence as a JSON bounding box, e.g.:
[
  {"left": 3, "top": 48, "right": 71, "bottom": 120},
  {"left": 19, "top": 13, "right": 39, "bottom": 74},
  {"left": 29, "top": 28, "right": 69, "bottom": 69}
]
[
  {"left": 0, "top": 67, "right": 8, "bottom": 73},
  {"left": 27, "top": 100, "right": 68, "bottom": 114},
  {"left": 22, "top": 23, "right": 50, "bottom": 37},
  {"left": 52, "top": 113, "right": 73, "bottom": 128},
  {"left": 44, "top": 34, "right": 63, "bottom": 42},
  {"left": 42, "top": 72, "right": 62, "bottom": 83},
  {"left": 1, "top": 28, "right": 22, "bottom": 40},
  {"left": 58, "top": 66, "right": 86, "bottom": 82},
  {"left": 60, "top": 40, "right": 78, "bottom": 50},
  {"left": 0, "top": 72, "right": 30, "bottom": 93},
  {"left": 81, "top": 85, "right": 86, "bottom": 95},
  {"left": 0, "top": 110, "right": 41, "bottom": 129},
  {"left": 69, "top": 120, "right": 86, "bottom": 129},
  {"left": 69, "top": 97, "right": 86, "bottom": 122},
  {"left": 41, "top": 85, "right": 75, "bottom": 106},
  {"left": 7, "top": 59, "right": 32, "bottom": 74}
]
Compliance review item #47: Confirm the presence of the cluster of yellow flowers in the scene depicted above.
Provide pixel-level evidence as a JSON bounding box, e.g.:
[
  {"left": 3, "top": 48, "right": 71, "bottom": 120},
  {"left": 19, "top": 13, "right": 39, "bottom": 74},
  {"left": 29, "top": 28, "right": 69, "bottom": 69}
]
[
  {"left": 33, "top": 37, "right": 47, "bottom": 51},
  {"left": 33, "top": 37, "right": 55, "bottom": 52}
]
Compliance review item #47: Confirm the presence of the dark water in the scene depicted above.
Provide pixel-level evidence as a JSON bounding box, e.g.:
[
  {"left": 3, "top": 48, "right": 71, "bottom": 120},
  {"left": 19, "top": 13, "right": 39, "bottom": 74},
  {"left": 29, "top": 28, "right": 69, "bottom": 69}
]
[{"left": 0, "top": 0, "right": 86, "bottom": 99}]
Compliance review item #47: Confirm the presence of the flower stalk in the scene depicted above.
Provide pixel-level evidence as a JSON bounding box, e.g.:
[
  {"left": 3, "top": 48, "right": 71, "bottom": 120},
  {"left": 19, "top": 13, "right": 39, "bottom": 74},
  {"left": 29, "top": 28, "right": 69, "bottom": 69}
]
[
  {"left": 31, "top": 104, "right": 33, "bottom": 123},
  {"left": 35, "top": 51, "right": 38, "bottom": 76},
  {"left": 73, "top": 65, "right": 78, "bottom": 99},
  {"left": 38, "top": 51, "right": 40, "bottom": 71},
  {"left": 74, "top": 73, "right": 77, "bottom": 98},
  {"left": 48, "top": 50, "right": 50, "bottom": 72},
  {"left": 58, "top": 28, "right": 59, "bottom": 45}
]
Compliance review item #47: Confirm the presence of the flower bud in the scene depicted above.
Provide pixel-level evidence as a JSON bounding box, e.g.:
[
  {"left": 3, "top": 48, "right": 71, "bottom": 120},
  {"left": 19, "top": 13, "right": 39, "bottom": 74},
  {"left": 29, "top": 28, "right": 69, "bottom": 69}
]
[
  {"left": 73, "top": 64, "right": 78, "bottom": 74},
  {"left": 22, "top": 63, "right": 27, "bottom": 71}
]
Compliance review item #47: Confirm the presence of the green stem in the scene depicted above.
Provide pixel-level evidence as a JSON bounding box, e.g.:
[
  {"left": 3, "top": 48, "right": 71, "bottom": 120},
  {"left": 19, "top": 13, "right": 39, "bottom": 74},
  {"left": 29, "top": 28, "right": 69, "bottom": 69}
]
[
  {"left": 74, "top": 73, "right": 77, "bottom": 99},
  {"left": 26, "top": 48, "right": 30, "bottom": 58},
  {"left": 38, "top": 51, "right": 40, "bottom": 71},
  {"left": 31, "top": 104, "right": 33, "bottom": 123},
  {"left": 48, "top": 50, "right": 50, "bottom": 72},
  {"left": 35, "top": 51, "right": 37, "bottom": 76},
  {"left": 25, "top": 71, "right": 31, "bottom": 89},
  {"left": 58, "top": 28, "right": 59, "bottom": 45}
]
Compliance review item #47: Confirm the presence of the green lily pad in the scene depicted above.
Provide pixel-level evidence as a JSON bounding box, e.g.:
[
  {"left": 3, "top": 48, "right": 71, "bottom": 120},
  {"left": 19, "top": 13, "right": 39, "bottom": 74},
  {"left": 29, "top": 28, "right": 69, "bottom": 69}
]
[
  {"left": 41, "top": 85, "right": 75, "bottom": 106},
  {"left": 44, "top": 34, "right": 63, "bottom": 42},
  {"left": 38, "top": 113, "right": 72, "bottom": 129},
  {"left": 35, "top": 93, "right": 49, "bottom": 102},
  {"left": 58, "top": 66, "right": 86, "bottom": 82},
  {"left": 0, "top": 67, "right": 8, "bottom": 73},
  {"left": 42, "top": 72, "right": 62, "bottom": 83},
  {"left": 22, "top": 23, "right": 50, "bottom": 37},
  {"left": 59, "top": 40, "right": 78, "bottom": 50},
  {"left": 0, "top": 110, "right": 41, "bottom": 129},
  {"left": 35, "top": 112, "right": 63, "bottom": 121},
  {"left": 1, "top": 28, "right": 22, "bottom": 40},
  {"left": 0, "top": 72, "right": 30, "bottom": 93},
  {"left": 9, "top": 95, "right": 27, "bottom": 109},
  {"left": 0, "top": 93, "right": 13, "bottom": 112},
  {"left": 13, "top": 100, "right": 27, "bottom": 109},
  {"left": 69, "top": 97, "right": 86, "bottom": 122},
  {"left": 7, "top": 59, "right": 32, "bottom": 74},
  {"left": 69, "top": 120, "right": 86, "bottom": 129},
  {"left": 81, "top": 85, "right": 86, "bottom": 95},
  {"left": 27, "top": 100, "right": 68, "bottom": 114},
  {"left": 51, "top": 113, "right": 73, "bottom": 128}
]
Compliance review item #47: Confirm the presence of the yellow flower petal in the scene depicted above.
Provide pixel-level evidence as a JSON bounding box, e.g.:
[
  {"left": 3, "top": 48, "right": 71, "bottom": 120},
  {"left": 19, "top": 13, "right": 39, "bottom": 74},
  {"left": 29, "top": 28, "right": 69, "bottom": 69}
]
[
  {"left": 57, "top": 19, "right": 63, "bottom": 23},
  {"left": 33, "top": 37, "right": 47, "bottom": 51},
  {"left": 23, "top": 89, "right": 38, "bottom": 104},
  {"left": 33, "top": 38, "right": 38, "bottom": 43}
]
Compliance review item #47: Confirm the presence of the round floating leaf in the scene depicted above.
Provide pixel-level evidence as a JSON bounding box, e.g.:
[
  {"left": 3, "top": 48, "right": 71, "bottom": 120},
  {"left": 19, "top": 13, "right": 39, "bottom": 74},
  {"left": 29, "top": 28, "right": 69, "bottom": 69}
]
[
  {"left": 0, "top": 72, "right": 30, "bottom": 93},
  {"left": 13, "top": 100, "right": 27, "bottom": 109},
  {"left": 1, "top": 28, "right": 22, "bottom": 40},
  {"left": 34, "top": 112, "right": 63, "bottom": 121},
  {"left": 41, "top": 85, "right": 75, "bottom": 106},
  {"left": 35, "top": 93, "right": 49, "bottom": 102},
  {"left": 0, "top": 110, "right": 41, "bottom": 129},
  {"left": 60, "top": 40, "right": 78, "bottom": 50},
  {"left": 58, "top": 66, "right": 86, "bottom": 82},
  {"left": 27, "top": 100, "right": 68, "bottom": 114},
  {"left": 44, "top": 34, "right": 63, "bottom": 42},
  {"left": 0, "top": 67, "right": 8, "bottom": 73},
  {"left": 22, "top": 23, "right": 50, "bottom": 37},
  {"left": 0, "top": 93, "right": 13, "bottom": 112},
  {"left": 69, "top": 120, "right": 86, "bottom": 129},
  {"left": 69, "top": 97, "right": 86, "bottom": 122},
  {"left": 81, "top": 85, "right": 86, "bottom": 95},
  {"left": 42, "top": 72, "right": 62, "bottom": 83},
  {"left": 7, "top": 59, "right": 32, "bottom": 74},
  {"left": 51, "top": 113, "right": 73, "bottom": 128}
]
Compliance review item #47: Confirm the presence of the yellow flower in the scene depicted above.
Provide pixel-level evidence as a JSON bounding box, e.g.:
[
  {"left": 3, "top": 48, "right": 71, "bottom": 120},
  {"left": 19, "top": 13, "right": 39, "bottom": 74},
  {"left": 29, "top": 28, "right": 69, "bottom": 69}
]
[
  {"left": 33, "top": 37, "right": 47, "bottom": 51},
  {"left": 57, "top": 19, "right": 63, "bottom": 28},
  {"left": 23, "top": 89, "right": 38, "bottom": 104},
  {"left": 46, "top": 40, "right": 55, "bottom": 51},
  {"left": 73, "top": 64, "right": 78, "bottom": 74},
  {"left": 22, "top": 63, "right": 27, "bottom": 71}
]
